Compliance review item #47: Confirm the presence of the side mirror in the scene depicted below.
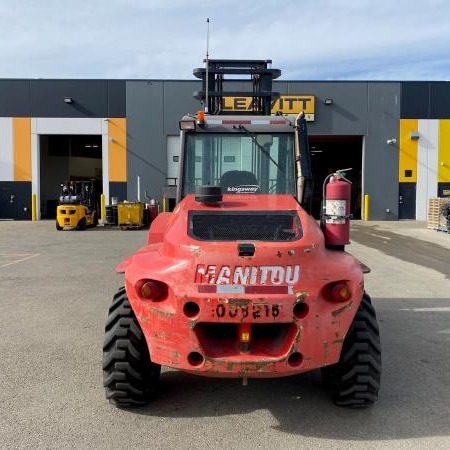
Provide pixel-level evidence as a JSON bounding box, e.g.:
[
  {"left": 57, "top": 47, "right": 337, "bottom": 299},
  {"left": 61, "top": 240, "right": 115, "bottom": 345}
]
[{"left": 256, "top": 134, "right": 273, "bottom": 147}]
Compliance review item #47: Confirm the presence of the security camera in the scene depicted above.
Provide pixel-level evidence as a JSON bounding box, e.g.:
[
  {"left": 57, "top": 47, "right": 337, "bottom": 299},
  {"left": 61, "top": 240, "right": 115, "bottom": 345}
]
[{"left": 386, "top": 138, "right": 397, "bottom": 145}]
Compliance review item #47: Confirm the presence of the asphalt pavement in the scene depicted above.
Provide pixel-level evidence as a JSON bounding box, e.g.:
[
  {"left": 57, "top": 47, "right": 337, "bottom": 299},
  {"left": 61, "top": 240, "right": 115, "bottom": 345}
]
[{"left": 0, "top": 219, "right": 449, "bottom": 449}]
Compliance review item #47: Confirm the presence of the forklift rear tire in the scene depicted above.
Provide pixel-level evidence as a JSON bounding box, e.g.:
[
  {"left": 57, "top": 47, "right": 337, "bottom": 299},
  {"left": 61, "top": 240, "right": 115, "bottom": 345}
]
[
  {"left": 77, "top": 217, "right": 87, "bottom": 230},
  {"left": 103, "top": 287, "right": 161, "bottom": 408},
  {"left": 322, "top": 292, "right": 381, "bottom": 408},
  {"left": 56, "top": 221, "right": 63, "bottom": 231}
]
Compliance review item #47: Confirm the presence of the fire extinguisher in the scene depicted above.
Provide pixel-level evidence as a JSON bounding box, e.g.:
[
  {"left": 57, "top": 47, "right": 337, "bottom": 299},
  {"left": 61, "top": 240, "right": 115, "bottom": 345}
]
[
  {"left": 322, "top": 169, "right": 352, "bottom": 248},
  {"left": 146, "top": 198, "right": 160, "bottom": 224}
]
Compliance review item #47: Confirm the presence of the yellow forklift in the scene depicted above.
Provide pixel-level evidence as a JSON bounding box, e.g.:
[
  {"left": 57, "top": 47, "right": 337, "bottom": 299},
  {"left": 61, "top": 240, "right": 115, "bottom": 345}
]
[{"left": 56, "top": 180, "right": 99, "bottom": 230}]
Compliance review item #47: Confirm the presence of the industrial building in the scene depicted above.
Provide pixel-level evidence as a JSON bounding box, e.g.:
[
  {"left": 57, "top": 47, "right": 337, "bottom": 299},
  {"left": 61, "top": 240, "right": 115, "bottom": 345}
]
[{"left": 0, "top": 76, "right": 449, "bottom": 221}]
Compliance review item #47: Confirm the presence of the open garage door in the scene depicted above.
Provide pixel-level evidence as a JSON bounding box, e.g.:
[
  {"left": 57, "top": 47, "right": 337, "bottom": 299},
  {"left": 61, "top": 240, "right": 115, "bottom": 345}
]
[
  {"left": 39, "top": 135, "right": 102, "bottom": 218},
  {"left": 309, "top": 136, "right": 363, "bottom": 219}
]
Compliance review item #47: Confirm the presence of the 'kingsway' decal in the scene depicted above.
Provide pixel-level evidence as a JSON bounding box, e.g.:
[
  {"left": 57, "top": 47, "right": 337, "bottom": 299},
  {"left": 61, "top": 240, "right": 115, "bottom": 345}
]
[{"left": 195, "top": 265, "right": 300, "bottom": 285}]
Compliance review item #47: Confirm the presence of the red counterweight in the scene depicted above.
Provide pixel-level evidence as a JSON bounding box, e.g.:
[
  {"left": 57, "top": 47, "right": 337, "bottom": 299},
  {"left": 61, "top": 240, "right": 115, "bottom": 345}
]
[{"left": 323, "top": 174, "right": 351, "bottom": 247}]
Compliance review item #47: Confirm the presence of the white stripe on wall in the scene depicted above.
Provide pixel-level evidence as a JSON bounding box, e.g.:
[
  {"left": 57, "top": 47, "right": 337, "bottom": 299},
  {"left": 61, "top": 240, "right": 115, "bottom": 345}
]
[
  {"left": 0, "top": 118, "right": 14, "bottom": 181},
  {"left": 33, "top": 117, "right": 104, "bottom": 135},
  {"left": 31, "top": 118, "right": 109, "bottom": 219},
  {"left": 416, "top": 120, "right": 439, "bottom": 220},
  {"left": 427, "top": 120, "right": 439, "bottom": 200}
]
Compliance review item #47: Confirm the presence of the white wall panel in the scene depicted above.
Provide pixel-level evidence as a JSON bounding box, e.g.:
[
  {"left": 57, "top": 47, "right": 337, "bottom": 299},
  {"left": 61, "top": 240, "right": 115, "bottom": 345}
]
[
  {"left": 102, "top": 133, "right": 109, "bottom": 203},
  {"left": 0, "top": 118, "right": 13, "bottom": 181},
  {"left": 33, "top": 118, "right": 105, "bottom": 135},
  {"left": 416, "top": 120, "right": 439, "bottom": 220},
  {"left": 427, "top": 120, "right": 439, "bottom": 200},
  {"left": 416, "top": 120, "right": 428, "bottom": 220},
  {"left": 31, "top": 132, "right": 40, "bottom": 218}
]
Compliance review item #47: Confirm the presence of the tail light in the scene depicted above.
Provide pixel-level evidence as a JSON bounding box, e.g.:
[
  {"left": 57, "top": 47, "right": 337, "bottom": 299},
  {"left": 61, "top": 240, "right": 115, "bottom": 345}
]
[
  {"left": 137, "top": 279, "right": 167, "bottom": 300},
  {"left": 326, "top": 281, "right": 352, "bottom": 302}
]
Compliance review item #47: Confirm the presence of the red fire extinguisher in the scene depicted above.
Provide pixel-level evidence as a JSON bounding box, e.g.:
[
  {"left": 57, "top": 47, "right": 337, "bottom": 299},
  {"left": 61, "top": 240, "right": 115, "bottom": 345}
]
[
  {"left": 146, "top": 199, "right": 160, "bottom": 224},
  {"left": 322, "top": 169, "right": 352, "bottom": 247}
]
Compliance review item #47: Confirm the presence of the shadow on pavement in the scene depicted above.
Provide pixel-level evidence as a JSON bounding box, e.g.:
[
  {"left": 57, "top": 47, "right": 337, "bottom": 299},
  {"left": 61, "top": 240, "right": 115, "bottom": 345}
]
[{"left": 128, "top": 297, "right": 450, "bottom": 442}]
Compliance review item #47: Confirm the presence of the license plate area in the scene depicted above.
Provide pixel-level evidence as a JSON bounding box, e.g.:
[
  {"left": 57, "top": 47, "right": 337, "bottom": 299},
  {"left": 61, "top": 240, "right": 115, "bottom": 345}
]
[{"left": 212, "top": 302, "right": 282, "bottom": 320}]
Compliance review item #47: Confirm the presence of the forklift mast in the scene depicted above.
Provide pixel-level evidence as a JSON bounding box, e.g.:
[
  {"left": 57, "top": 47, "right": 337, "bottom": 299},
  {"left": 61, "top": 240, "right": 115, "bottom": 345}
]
[
  {"left": 59, "top": 180, "right": 97, "bottom": 211},
  {"left": 179, "top": 59, "right": 313, "bottom": 213},
  {"left": 193, "top": 59, "right": 281, "bottom": 115}
]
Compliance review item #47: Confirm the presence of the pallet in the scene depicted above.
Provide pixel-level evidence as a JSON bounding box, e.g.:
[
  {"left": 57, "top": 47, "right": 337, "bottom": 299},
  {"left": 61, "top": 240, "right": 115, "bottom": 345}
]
[
  {"left": 427, "top": 198, "right": 450, "bottom": 230},
  {"left": 119, "top": 223, "right": 145, "bottom": 230}
]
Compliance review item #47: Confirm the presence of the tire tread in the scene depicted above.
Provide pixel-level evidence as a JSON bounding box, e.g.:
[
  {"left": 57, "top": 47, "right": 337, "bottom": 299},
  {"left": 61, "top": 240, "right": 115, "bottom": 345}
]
[
  {"left": 325, "top": 292, "right": 382, "bottom": 408},
  {"left": 102, "top": 288, "right": 160, "bottom": 408}
]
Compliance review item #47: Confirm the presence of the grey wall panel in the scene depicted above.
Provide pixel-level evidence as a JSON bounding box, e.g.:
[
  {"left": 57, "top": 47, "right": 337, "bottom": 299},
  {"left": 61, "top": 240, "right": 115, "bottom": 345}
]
[
  {"left": 0, "top": 80, "right": 31, "bottom": 117},
  {"left": 30, "top": 80, "right": 108, "bottom": 118},
  {"left": 274, "top": 81, "right": 288, "bottom": 94},
  {"left": 401, "top": 82, "right": 429, "bottom": 118},
  {"left": 163, "top": 80, "right": 200, "bottom": 135},
  {"left": 365, "top": 82, "right": 401, "bottom": 220},
  {"left": 107, "top": 81, "right": 126, "bottom": 117},
  {"left": 285, "top": 82, "right": 368, "bottom": 135},
  {"left": 126, "top": 81, "right": 167, "bottom": 200},
  {"left": 430, "top": 83, "right": 450, "bottom": 118}
]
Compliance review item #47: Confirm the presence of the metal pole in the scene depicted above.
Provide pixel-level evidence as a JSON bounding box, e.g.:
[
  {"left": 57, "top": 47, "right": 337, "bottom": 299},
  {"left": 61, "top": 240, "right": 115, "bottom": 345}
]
[
  {"left": 100, "top": 194, "right": 106, "bottom": 223},
  {"left": 137, "top": 175, "right": 141, "bottom": 202},
  {"left": 32, "top": 193, "right": 37, "bottom": 221},
  {"left": 205, "top": 18, "right": 210, "bottom": 113},
  {"left": 364, "top": 194, "right": 370, "bottom": 221}
]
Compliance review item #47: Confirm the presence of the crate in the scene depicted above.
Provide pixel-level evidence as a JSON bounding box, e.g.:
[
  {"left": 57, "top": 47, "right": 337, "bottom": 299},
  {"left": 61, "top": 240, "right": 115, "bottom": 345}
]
[
  {"left": 117, "top": 202, "right": 145, "bottom": 229},
  {"left": 427, "top": 198, "right": 450, "bottom": 230}
]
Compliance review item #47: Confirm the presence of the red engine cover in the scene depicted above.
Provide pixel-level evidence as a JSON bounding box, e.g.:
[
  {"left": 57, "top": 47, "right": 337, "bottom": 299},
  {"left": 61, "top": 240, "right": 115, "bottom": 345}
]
[{"left": 324, "top": 176, "right": 351, "bottom": 246}]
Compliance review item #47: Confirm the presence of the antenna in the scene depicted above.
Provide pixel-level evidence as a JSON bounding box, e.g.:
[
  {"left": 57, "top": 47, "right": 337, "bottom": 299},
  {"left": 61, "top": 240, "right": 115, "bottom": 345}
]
[{"left": 205, "top": 18, "right": 210, "bottom": 113}]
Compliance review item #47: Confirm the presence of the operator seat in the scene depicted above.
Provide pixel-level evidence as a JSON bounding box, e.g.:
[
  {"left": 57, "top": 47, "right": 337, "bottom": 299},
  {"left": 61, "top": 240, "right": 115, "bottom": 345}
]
[{"left": 220, "top": 170, "right": 260, "bottom": 194}]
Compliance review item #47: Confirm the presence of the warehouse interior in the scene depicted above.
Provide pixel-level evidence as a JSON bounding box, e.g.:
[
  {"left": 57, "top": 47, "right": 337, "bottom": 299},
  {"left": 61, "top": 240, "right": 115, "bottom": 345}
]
[{"left": 39, "top": 135, "right": 103, "bottom": 218}]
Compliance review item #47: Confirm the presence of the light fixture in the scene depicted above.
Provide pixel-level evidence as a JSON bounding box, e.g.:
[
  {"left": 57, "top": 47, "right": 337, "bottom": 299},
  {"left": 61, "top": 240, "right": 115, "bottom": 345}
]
[
  {"left": 410, "top": 131, "right": 420, "bottom": 140},
  {"left": 179, "top": 119, "right": 196, "bottom": 131},
  {"left": 63, "top": 97, "right": 74, "bottom": 104},
  {"left": 324, "top": 98, "right": 333, "bottom": 105}
]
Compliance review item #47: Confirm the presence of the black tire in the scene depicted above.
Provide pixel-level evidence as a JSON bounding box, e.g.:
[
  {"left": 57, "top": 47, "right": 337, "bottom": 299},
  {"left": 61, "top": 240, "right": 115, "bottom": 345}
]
[
  {"left": 322, "top": 292, "right": 381, "bottom": 408},
  {"left": 56, "top": 221, "right": 63, "bottom": 231},
  {"left": 77, "top": 217, "right": 87, "bottom": 230},
  {"left": 102, "top": 287, "right": 161, "bottom": 408}
]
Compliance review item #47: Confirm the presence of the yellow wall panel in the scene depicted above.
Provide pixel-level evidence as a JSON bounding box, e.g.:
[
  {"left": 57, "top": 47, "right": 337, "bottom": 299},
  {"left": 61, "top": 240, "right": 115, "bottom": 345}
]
[
  {"left": 438, "top": 119, "right": 450, "bottom": 183},
  {"left": 13, "top": 117, "right": 32, "bottom": 181},
  {"left": 108, "top": 118, "right": 127, "bottom": 182},
  {"left": 399, "top": 119, "right": 418, "bottom": 182}
]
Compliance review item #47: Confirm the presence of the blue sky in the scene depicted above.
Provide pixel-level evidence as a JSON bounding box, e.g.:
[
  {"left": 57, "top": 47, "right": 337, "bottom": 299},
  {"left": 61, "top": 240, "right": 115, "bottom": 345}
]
[{"left": 1, "top": 0, "right": 450, "bottom": 80}]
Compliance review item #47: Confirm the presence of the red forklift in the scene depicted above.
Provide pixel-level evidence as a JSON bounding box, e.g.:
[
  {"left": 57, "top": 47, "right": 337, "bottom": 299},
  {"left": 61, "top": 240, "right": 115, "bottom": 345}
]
[{"left": 103, "top": 60, "right": 381, "bottom": 408}]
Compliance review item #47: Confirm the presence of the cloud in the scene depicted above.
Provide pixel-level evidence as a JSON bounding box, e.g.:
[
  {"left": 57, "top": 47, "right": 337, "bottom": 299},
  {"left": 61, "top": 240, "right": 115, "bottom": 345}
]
[{"left": 0, "top": 0, "right": 449, "bottom": 80}]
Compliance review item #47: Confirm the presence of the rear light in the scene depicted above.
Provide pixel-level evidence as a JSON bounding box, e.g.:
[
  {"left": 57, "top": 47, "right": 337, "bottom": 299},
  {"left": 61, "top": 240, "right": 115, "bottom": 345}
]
[
  {"left": 326, "top": 281, "right": 352, "bottom": 302},
  {"left": 138, "top": 279, "right": 167, "bottom": 300}
]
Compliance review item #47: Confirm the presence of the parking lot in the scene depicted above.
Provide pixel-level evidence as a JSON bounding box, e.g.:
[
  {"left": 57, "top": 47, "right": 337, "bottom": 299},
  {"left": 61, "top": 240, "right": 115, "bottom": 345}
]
[{"left": 1, "top": 220, "right": 449, "bottom": 449}]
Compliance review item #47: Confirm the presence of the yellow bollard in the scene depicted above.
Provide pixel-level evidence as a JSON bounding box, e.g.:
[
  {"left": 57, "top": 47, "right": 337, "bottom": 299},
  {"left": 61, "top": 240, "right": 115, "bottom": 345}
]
[
  {"left": 100, "top": 194, "right": 106, "bottom": 223},
  {"left": 32, "top": 194, "right": 37, "bottom": 221},
  {"left": 162, "top": 196, "right": 167, "bottom": 213},
  {"left": 363, "top": 194, "right": 370, "bottom": 221}
]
